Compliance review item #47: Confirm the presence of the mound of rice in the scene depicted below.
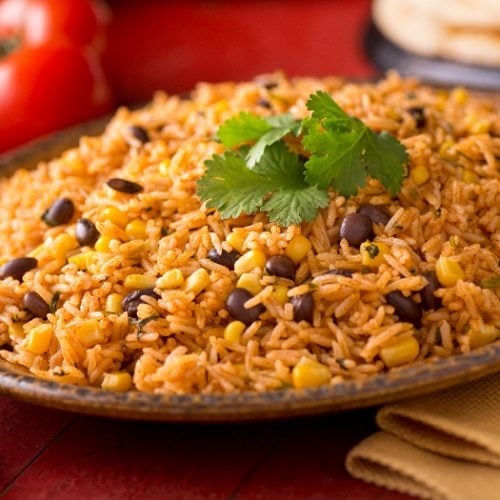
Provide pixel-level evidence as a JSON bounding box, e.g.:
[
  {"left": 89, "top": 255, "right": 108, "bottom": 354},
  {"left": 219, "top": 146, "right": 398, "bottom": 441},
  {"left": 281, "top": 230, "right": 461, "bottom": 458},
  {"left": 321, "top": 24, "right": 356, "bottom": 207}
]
[{"left": 0, "top": 72, "right": 499, "bottom": 394}]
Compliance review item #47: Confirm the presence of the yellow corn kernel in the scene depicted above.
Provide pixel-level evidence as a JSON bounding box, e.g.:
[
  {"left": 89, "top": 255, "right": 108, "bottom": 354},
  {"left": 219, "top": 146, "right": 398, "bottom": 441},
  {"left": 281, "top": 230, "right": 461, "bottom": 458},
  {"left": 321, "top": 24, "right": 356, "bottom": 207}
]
[
  {"left": 380, "top": 336, "right": 420, "bottom": 367},
  {"left": 159, "top": 159, "right": 171, "bottom": 176},
  {"left": 95, "top": 235, "right": 113, "bottom": 253},
  {"left": 292, "top": 357, "right": 331, "bottom": 389},
  {"left": 465, "top": 113, "right": 491, "bottom": 135},
  {"left": 234, "top": 249, "right": 267, "bottom": 275},
  {"left": 236, "top": 273, "right": 263, "bottom": 296},
  {"left": 8, "top": 322, "right": 25, "bottom": 338},
  {"left": 101, "top": 371, "right": 132, "bottom": 392},
  {"left": 439, "top": 139, "right": 455, "bottom": 159},
  {"left": 214, "top": 99, "right": 229, "bottom": 112},
  {"left": 28, "top": 244, "right": 45, "bottom": 258},
  {"left": 462, "top": 170, "right": 478, "bottom": 184},
  {"left": 106, "top": 293, "right": 123, "bottom": 314},
  {"left": 125, "top": 219, "right": 147, "bottom": 240},
  {"left": 103, "top": 206, "right": 129, "bottom": 228},
  {"left": 360, "top": 241, "right": 390, "bottom": 267},
  {"left": 410, "top": 165, "right": 430, "bottom": 186},
  {"left": 68, "top": 251, "right": 96, "bottom": 270},
  {"left": 435, "top": 94, "right": 447, "bottom": 112},
  {"left": 469, "top": 325, "right": 498, "bottom": 349},
  {"left": 469, "top": 120, "right": 490, "bottom": 135},
  {"left": 226, "top": 232, "right": 245, "bottom": 253},
  {"left": 124, "top": 274, "right": 157, "bottom": 290},
  {"left": 26, "top": 324, "right": 53, "bottom": 355},
  {"left": 65, "top": 153, "right": 86, "bottom": 175},
  {"left": 435, "top": 256, "right": 464, "bottom": 287},
  {"left": 272, "top": 284, "right": 289, "bottom": 305},
  {"left": 285, "top": 235, "right": 312, "bottom": 264},
  {"left": 75, "top": 319, "right": 104, "bottom": 347},
  {"left": 184, "top": 268, "right": 211, "bottom": 296},
  {"left": 451, "top": 87, "right": 468, "bottom": 104},
  {"left": 224, "top": 321, "right": 246, "bottom": 343},
  {"left": 53, "top": 233, "right": 78, "bottom": 257},
  {"left": 157, "top": 269, "right": 184, "bottom": 289}
]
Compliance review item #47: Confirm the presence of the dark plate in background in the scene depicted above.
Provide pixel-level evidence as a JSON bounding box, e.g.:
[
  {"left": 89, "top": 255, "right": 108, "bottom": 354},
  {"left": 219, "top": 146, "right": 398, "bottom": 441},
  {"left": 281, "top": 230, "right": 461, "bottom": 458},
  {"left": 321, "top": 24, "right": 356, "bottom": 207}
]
[{"left": 366, "top": 22, "right": 500, "bottom": 90}]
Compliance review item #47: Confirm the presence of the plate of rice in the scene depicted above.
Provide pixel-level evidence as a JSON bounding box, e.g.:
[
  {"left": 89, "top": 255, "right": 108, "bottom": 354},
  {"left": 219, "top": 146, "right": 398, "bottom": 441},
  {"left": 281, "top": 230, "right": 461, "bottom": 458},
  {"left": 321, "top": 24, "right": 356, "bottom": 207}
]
[{"left": 0, "top": 72, "right": 499, "bottom": 421}]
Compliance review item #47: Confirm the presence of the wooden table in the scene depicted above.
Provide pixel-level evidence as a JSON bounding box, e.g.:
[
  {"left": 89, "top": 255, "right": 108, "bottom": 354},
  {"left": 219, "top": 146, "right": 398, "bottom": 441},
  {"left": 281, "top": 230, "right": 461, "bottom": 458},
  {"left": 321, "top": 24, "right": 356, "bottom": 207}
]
[
  {"left": 1, "top": 395, "right": 410, "bottom": 499},
  {"left": 1, "top": 1, "right": 411, "bottom": 498}
]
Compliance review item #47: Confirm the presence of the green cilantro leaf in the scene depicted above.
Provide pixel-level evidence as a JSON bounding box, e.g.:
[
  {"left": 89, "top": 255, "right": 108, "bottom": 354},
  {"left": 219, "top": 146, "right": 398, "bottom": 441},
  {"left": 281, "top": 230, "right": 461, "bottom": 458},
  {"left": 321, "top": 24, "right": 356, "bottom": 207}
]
[
  {"left": 302, "top": 117, "right": 367, "bottom": 195},
  {"left": 255, "top": 141, "right": 329, "bottom": 225},
  {"left": 364, "top": 131, "right": 407, "bottom": 195},
  {"left": 303, "top": 91, "right": 408, "bottom": 196},
  {"left": 197, "top": 151, "right": 270, "bottom": 219},
  {"left": 197, "top": 142, "right": 328, "bottom": 225},
  {"left": 217, "top": 111, "right": 300, "bottom": 167},
  {"left": 262, "top": 185, "right": 329, "bottom": 226},
  {"left": 218, "top": 112, "right": 271, "bottom": 148}
]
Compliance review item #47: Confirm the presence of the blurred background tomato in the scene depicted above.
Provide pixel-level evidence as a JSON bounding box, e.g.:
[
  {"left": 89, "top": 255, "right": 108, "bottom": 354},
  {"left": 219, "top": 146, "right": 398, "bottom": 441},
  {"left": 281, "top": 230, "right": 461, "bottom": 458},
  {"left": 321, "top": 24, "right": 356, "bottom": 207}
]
[{"left": 0, "top": 0, "right": 374, "bottom": 153}]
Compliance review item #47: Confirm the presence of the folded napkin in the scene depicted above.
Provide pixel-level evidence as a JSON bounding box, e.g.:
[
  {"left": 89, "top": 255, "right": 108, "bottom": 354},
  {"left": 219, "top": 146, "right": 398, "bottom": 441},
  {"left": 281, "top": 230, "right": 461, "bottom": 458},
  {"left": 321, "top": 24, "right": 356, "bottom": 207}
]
[{"left": 346, "top": 373, "right": 500, "bottom": 500}]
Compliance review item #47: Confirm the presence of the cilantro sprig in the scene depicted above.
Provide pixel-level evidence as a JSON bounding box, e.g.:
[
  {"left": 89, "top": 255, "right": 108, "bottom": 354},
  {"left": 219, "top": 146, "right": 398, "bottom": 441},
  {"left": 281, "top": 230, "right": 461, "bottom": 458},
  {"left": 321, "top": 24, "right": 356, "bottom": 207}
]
[
  {"left": 197, "top": 92, "right": 408, "bottom": 226},
  {"left": 218, "top": 112, "right": 300, "bottom": 167},
  {"left": 197, "top": 142, "right": 329, "bottom": 226}
]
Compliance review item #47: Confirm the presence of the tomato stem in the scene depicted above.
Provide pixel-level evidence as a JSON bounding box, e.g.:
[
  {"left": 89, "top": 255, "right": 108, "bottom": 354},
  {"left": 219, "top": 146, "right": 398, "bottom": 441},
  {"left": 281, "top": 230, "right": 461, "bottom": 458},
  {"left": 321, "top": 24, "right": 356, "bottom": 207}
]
[{"left": 0, "top": 37, "right": 21, "bottom": 59}]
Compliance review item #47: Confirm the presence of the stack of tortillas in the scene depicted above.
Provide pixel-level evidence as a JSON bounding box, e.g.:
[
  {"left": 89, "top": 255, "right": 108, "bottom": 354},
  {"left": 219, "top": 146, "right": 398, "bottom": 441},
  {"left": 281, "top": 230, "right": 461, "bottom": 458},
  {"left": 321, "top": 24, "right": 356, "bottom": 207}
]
[{"left": 372, "top": 0, "right": 500, "bottom": 67}]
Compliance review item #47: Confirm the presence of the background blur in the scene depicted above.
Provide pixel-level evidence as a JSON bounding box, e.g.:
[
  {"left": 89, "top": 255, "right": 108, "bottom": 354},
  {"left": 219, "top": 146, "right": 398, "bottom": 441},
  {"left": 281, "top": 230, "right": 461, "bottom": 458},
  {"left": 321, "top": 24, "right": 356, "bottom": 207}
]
[
  {"left": 1, "top": 0, "right": 498, "bottom": 153},
  {"left": 104, "top": 0, "right": 374, "bottom": 103},
  {"left": 0, "top": 0, "right": 375, "bottom": 153}
]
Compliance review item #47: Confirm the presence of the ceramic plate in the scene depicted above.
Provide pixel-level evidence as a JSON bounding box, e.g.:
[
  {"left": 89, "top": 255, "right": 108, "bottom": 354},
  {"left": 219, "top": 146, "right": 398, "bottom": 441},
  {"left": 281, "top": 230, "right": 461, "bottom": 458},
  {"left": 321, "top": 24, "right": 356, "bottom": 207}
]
[{"left": 0, "top": 113, "right": 499, "bottom": 423}]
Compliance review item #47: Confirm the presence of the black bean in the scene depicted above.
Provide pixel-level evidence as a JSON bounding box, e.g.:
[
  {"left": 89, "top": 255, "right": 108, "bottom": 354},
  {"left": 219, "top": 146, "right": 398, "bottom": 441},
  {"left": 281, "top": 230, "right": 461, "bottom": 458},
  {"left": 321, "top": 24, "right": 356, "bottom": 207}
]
[
  {"left": 339, "top": 213, "right": 373, "bottom": 247},
  {"left": 226, "top": 288, "right": 264, "bottom": 325},
  {"left": 122, "top": 299, "right": 143, "bottom": 319},
  {"left": 358, "top": 204, "right": 390, "bottom": 226},
  {"left": 207, "top": 248, "right": 239, "bottom": 270},
  {"left": 265, "top": 255, "right": 296, "bottom": 280},
  {"left": 23, "top": 291, "right": 50, "bottom": 318},
  {"left": 75, "top": 218, "right": 100, "bottom": 246},
  {"left": 122, "top": 288, "right": 159, "bottom": 318},
  {"left": 0, "top": 257, "right": 38, "bottom": 281},
  {"left": 257, "top": 98, "right": 271, "bottom": 109},
  {"left": 407, "top": 107, "right": 426, "bottom": 128},
  {"left": 42, "top": 198, "right": 75, "bottom": 226},
  {"left": 323, "top": 268, "right": 354, "bottom": 277},
  {"left": 291, "top": 292, "right": 314, "bottom": 322},
  {"left": 386, "top": 291, "right": 423, "bottom": 327},
  {"left": 127, "top": 125, "right": 149, "bottom": 144},
  {"left": 420, "top": 271, "right": 442, "bottom": 311},
  {"left": 106, "top": 178, "right": 143, "bottom": 194}
]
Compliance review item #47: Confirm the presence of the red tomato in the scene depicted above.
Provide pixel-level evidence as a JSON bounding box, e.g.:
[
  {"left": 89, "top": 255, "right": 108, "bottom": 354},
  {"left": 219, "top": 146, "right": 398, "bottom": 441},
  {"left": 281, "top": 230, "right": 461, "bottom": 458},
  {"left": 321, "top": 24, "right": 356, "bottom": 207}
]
[
  {"left": 0, "top": 0, "right": 113, "bottom": 152},
  {"left": 0, "top": 43, "right": 113, "bottom": 152},
  {"left": 0, "top": 0, "right": 110, "bottom": 49}
]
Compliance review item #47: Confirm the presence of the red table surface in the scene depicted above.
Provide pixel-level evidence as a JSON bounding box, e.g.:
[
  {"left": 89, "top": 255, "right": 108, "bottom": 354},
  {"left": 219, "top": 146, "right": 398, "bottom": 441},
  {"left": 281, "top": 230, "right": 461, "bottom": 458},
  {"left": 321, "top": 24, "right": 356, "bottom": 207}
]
[{"left": 1, "top": 1, "right": 409, "bottom": 498}]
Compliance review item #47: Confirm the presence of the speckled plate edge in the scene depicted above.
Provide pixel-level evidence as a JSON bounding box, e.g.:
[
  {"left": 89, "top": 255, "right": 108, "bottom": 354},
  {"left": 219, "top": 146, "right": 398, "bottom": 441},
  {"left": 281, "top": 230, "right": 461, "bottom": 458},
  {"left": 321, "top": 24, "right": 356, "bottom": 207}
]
[
  {"left": 0, "top": 105, "right": 499, "bottom": 423},
  {"left": 1, "top": 344, "right": 500, "bottom": 422}
]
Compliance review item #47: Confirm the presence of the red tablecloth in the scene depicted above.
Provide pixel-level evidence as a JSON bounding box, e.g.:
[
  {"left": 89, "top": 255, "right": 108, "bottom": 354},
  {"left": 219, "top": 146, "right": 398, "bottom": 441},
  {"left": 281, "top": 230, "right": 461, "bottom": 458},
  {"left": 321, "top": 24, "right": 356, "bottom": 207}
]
[{"left": 1, "top": 2, "right": 411, "bottom": 498}]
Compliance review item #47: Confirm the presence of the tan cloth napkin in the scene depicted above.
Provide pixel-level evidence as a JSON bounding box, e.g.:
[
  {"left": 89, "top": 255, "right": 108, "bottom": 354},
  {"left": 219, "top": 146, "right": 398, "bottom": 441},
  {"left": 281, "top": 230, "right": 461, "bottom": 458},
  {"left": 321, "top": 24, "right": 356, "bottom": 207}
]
[{"left": 346, "top": 374, "right": 500, "bottom": 500}]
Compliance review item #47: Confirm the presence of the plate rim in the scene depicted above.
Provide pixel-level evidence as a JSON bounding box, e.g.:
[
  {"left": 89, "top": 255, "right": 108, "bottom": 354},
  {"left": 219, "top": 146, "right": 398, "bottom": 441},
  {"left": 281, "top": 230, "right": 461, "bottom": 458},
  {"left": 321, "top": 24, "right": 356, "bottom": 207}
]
[{"left": 1, "top": 342, "right": 500, "bottom": 422}]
